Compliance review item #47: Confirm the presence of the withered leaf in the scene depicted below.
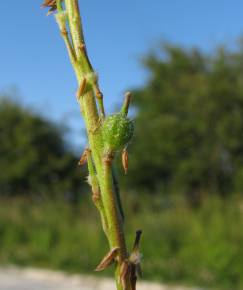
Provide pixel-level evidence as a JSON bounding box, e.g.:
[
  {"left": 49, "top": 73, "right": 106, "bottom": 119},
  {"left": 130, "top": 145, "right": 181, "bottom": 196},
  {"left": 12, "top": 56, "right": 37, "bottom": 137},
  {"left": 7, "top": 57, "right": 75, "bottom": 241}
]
[
  {"left": 95, "top": 247, "right": 119, "bottom": 271},
  {"left": 122, "top": 148, "right": 129, "bottom": 174},
  {"left": 76, "top": 78, "right": 87, "bottom": 100},
  {"left": 78, "top": 148, "right": 90, "bottom": 166}
]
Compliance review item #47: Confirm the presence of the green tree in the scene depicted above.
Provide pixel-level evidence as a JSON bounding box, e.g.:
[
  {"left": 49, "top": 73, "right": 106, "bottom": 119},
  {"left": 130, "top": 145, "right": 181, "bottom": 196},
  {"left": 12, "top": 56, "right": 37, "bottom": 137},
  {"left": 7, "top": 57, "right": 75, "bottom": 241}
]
[
  {"left": 0, "top": 97, "right": 83, "bottom": 199},
  {"left": 125, "top": 43, "right": 243, "bottom": 200}
]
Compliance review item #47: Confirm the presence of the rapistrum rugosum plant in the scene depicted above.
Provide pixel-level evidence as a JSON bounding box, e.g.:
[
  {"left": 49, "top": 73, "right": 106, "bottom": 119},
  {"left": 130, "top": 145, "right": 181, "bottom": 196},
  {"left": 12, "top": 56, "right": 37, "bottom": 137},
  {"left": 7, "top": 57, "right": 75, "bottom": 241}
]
[{"left": 42, "top": 1, "right": 142, "bottom": 290}]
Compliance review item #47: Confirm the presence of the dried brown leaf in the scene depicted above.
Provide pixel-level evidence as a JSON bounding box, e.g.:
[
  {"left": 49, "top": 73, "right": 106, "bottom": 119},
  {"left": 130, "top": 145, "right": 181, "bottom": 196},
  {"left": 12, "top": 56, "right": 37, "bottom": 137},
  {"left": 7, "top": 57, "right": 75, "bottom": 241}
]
[
  {"left": 78, "top": 148, "right": 90, "bottom": 166},
  {"left": 76, "top": 78, "right": 87, "bottom": 100},
  {"left": 95, "top": 247, "right": 119, "bottom": 271},
  {"left": 122, "top": 148, "right": 129, "bottom": 174}
]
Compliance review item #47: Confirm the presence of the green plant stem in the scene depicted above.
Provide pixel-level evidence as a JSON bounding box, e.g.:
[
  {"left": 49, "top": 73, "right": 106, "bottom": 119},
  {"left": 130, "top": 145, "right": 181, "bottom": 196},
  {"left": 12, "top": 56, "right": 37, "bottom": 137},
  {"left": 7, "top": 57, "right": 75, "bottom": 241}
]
[
  {"left": 55, "top": 1, "right": 131, "bottom": 289},
  {"left": 101, "top": 157, "right": 129, "bottom": 290}
]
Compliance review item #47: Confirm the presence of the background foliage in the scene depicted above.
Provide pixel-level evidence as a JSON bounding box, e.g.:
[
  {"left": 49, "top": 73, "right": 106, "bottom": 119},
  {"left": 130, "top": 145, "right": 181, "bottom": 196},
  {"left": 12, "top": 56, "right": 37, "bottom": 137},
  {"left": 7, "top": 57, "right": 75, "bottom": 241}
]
[
  {"left": 1, "top": 42, "right": 243, "bottom": 289},
  {"left": 124, "top": 43, "right": 243, "bottom": 203},
  {"left": 0, "top": 97, "right": 84, "bottom": 200},
  {"left": 0, "top": 195, "right": 242, "bottom": 290}
]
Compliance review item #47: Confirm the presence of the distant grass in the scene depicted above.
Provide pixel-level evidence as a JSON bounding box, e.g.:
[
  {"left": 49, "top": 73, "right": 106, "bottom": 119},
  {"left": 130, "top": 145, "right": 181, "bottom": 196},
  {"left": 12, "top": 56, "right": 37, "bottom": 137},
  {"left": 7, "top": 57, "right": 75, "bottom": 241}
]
[{"left": 0, "top": 194, "right": 243, "bottom": 289}]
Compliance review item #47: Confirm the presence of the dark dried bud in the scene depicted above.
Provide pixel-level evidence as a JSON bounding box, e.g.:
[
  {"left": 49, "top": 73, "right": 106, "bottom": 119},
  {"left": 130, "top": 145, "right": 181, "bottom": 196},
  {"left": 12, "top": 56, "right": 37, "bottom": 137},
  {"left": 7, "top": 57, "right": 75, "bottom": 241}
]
[{"left": 41, "top": 0, "right": 63, "bottom": 15}]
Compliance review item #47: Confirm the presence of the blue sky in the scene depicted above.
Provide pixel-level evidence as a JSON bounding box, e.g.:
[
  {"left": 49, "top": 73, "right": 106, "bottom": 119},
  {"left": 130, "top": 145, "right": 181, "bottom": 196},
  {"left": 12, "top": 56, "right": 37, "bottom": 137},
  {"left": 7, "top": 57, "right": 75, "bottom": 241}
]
[{"left": 1, "top": 0, "right": 243, "bottom": 146}]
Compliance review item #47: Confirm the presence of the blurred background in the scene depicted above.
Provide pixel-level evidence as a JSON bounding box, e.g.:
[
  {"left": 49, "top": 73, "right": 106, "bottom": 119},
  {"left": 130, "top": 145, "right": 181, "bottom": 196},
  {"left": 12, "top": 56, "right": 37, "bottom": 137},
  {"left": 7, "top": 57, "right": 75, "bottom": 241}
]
[{"left": 1, "top": 1, "right": 243, "bottom": 289}]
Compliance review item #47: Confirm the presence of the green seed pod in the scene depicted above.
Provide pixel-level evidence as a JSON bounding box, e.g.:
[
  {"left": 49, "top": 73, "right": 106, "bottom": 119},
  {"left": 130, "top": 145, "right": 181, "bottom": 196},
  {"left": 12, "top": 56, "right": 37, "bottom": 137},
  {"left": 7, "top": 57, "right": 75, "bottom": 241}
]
[{"left": 102, "top": 113, "right": 134, "bottom": 151}]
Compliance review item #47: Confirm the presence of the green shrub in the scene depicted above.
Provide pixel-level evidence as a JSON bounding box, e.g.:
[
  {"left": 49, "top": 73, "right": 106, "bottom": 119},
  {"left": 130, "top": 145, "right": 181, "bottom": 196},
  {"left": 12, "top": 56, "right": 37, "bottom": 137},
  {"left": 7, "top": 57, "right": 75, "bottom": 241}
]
[{"left": 0, "top": 195, "right": 242, "bottom": 289}]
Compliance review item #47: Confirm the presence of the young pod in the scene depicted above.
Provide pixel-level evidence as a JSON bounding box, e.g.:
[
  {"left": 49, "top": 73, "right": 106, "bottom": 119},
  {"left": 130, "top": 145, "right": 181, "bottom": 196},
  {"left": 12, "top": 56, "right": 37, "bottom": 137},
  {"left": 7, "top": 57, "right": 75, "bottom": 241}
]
[{"left": 102, "top": 113, "right": 134, "bottom": 152}]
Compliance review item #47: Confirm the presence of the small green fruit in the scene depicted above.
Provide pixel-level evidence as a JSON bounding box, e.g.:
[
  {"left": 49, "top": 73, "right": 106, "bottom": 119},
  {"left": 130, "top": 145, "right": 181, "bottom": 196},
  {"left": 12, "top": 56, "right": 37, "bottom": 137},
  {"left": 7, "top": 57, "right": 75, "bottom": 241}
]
[{"left": 102, "top": 113, "right": 134, "bottom": 151}]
